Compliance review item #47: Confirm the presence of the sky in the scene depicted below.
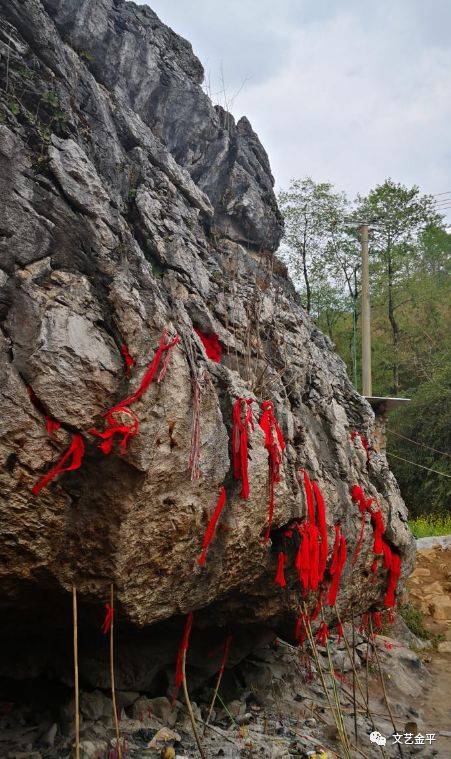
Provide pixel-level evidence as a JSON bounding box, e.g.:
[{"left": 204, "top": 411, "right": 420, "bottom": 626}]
[{"left": 137, "top": 0, "right": 451, "bottom": 223}]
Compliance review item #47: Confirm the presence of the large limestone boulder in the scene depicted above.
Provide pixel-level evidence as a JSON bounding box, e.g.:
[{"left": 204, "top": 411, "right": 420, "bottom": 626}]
[{"left": 0, "top": 0, "right": 414, "bottom": 686}]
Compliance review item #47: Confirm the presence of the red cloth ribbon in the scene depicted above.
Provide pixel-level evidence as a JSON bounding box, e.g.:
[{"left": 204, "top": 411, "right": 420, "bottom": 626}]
[
  {"left": 259, "top": 401, "right": 285, "bottom": 543},
  {"left": 194, "top": 328, "right": 222, "bottom": 363},
  {"left": 372, "top": 611, "right": 383, "bottom": 631},
  {"left": 295, "top": 523, "right": 310, "bottom": 592},
  {"left": 197, "top": 486, "right": 227, "bottom": 566},
  {"left": 32, "top": 434, "right": 85, "bottom": 495},
  {"left": 316, "top": 621, "right": 329, "bottom": 647},
  {"left": 327, "top": 524, "right": 347, "bottom": 606},
  {"left": 173, "top": 612, "right": 194, "bottom": 702},
  {"left": 231, "top": 398, "right": 254, "bottom": 500},
  {"left": 101, "top": 603, "right": 114, "bottom": 635},
  {"left": 294, "top": 612, "right": 308, "bottom": 646},
  {"left": 384, "top": 552, "right": 401, "bottom": 607},
  {"left": 89, "top": 407, "right": 139, "bottom": 455},
  {"left": 351, "top": 430, "right": 371, "bottom": 461},
  {"left": 27, "top": 385, "right": 61, "bottom": 437},
  {"left": 351, "top": 485, "right": 374, "bottom": 566},
  {"left": 302, "top": 469, "right": 315, "bottom": 524},
  {"left": 91, "top": 330, "right": 179, "bottom": 454},
  {"left": 371, "top": 510, "right": 385, "bottom": 558},
  {"left": 312, "top": 481, "right": 328, "bottom": 582},
  {"left": 274, "top": 551, "right": 287, "bottom": 588},
  {"left": 120, "top": 343, "right": 134, "bottom": 375}
]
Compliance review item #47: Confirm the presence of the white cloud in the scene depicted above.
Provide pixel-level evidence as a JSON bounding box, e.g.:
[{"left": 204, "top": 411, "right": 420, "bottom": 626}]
[{"left": 138, "top": 0, "right": 451, "bottom": 221}]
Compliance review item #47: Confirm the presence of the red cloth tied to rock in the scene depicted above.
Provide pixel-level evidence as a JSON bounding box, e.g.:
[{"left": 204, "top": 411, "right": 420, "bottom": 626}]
[
  {"left": 350, "top": 485, "right": 374, "bottom": 566},
  {"left": 316, "top": 621, "right": 329, "bottom": 647},
  {"left": 231, "top": 398, "right": 254, "bottom": 500},
  {"left": 27, "top": 385, "right": 61, "bottom": 437},
  {"left": 89, "top": 408, "right": 139, "bottom": 455},
  {"left": 384, "top": 551, "right": 401, "bottom": 607},
  {"left": 300, "top": 471, "right": 321, "bottom": 590},
  {"left": 294, "top": 612, "right": 308, "bottom": 646},
  {"left": 173, "top": 612, "right": 194, "bottom": 703},
  {"left": 295, "top": 523, "right": 310, "bottom": 592},
  {"left": 327, "top": 524, "right": 347, "bottom": 606},
  {"left": 312, "top": 481, "right": 328, "bottom": 582},
  {"left": 302, "top": 469, "right": 315, "bottom": 524},
  {"left": 197, "top": 486, "right": 227, "bottom": 566},
  {"left": 371, "top": 509, "right": 385, "bottom": 557},
  {"left": 120, "top": 343, "right": 134, "bottom": 376},
  {"left": 91, "top": 330, "right": 179, "bottom": 454},
  {"left": 194, "top": 328, "right": 222, "bottom": 363},
  {"left": 372, "top": 611, "right": 383, "bottom": 631},
  {"left": 274, "top": 551, "right": 287, "bottom": 588},
  {"left": 101, "top": 603, "right": 114, "bottom": 635},
  {"left": 351, "top": 430, "right": 371, "bottom": 462},
  {"left": 32, "top": 434, "right": 85, "bottom": 495},
  {"left": 259, "top": 401, "right": 286, "bottom": 543},
  {"left": 308, "top": 523, "right": 320, "bottom": 591}
]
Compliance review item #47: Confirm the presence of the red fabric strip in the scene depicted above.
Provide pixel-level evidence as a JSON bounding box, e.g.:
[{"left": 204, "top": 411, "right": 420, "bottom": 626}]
[
  {"left": 312, "top": 481, "right": 328, "bottom": 581},
  {"left": 372, "top": 611, "right": 383, "bottom": 631},
  {"left": 384, "top": 552, "right": 401, "bottom": 607},
  {"left": 197, "top": 487, "right": 227, "bottom": 566},
  {"left": 27, "top": 385, "right": 61, "bottom": 437},
  {"left": 120, "top": 343, "right": 134, "bottom": 376},
  {"left": 91, "top": 330, "right": 179, "bottom": 455},
  {"left": 101, "top": 603, "right": 114, "bottom": 635},
  {"left": 295, "top": 523, "right": 310, "bottom": 592},
  {"left": 231, "top": 398, "right": 254, "bottom": 500},
  {"left": 274, "top": 551, "right": 287, "bottom": 588},
  {"left": 308, "top": 523, "right": 320, "bottom": 591},
  {"left": 294, "top": 612, "right": 308, "bottom": 646},
  {"left": 173, "top": 612, "right": 194, "bottom": 703},
  {"left": 327, "top": 525, "right": 347, "bottom": 606},
  {"left": 371, "top": 510, "right": 385, "bottom": 556},
  {"left": 194, "top": 328, "right": 222, "bottom": 363},
  {"left": 302, "top": 469, "right": 315, "bottom": 524},
  {"left": 32, "top": 434, "right": 85, "bottom": 495},
  {"left": 110, "top": 330, "right": 180, "bottom": 414},
  {"left": 316, "top": 621, "right": 329, "bottom": 647},
  {"left": 259, "top": 401, "right": 285, "bottom": 543}
]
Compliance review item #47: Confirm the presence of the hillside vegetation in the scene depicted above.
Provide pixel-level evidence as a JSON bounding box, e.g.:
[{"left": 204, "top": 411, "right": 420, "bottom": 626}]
[{"left": 278, "top": 178, "right": 451, "bottom": 519}]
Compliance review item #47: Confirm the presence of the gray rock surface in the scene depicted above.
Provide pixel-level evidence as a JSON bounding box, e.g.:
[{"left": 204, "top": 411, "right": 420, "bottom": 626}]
[{"left": 0, "top": 0, "right": 414, "bottom": 683}]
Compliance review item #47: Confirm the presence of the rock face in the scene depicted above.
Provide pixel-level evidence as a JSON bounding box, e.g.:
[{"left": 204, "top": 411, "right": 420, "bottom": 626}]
[{"left": 0, "top": 0, "right": 414, "bottom": 686}]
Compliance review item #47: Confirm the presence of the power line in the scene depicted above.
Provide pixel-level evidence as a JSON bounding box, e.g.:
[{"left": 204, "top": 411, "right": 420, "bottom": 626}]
[
  {"left": 387, "top": 428, "right": 450, "bottom": 458},
  {"left": 386, "top": 451, "right": 451, "bottom": 478}
]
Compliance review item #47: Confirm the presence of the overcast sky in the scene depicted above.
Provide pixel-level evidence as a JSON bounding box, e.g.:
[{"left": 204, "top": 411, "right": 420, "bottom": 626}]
[{"left": 138, "top": 0, "right": 451, "bottom": 221}]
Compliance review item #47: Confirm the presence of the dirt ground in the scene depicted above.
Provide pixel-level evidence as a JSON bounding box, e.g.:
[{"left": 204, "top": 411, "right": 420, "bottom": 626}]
[{"left": 407, "top": 544, "right": 451, "bottom": 756}]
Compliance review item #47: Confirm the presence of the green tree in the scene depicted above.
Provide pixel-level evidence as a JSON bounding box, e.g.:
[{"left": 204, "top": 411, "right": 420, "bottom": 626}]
[
  {"left": 278, "top": 178, "right": 350, "bottom": 314},
  {"left": 357, "top": 180, "right": 442, "bottom": 393}
]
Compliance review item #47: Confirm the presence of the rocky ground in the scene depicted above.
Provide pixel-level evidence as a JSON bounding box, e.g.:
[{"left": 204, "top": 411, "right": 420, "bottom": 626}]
[{"left": 0, "top": 608, "right": 448, "bottom": 758}]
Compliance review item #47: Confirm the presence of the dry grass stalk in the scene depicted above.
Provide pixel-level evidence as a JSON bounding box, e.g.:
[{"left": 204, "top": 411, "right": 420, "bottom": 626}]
[
  {"left": 109, "top": 584, "right": 122, "bottom": 759},
  {"left": 72, "top": 585, "right": 80, "bottom": 759},
  {"left": 181, "top": 648, "right": 207, "bottom": 759}
]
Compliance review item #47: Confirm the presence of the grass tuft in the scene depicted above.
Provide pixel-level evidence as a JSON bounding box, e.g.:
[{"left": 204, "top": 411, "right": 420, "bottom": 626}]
[{"left": 408, "top": 513, "right": 451, "bottom": 538}]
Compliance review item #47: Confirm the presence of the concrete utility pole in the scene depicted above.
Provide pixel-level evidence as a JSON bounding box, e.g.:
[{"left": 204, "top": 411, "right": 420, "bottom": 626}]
[{"left": 359, "top": 224, "right": 372, "bottom": 396}]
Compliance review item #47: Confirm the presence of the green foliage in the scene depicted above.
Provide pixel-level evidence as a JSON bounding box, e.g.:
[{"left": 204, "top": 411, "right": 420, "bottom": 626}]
[
  {"left": 399, "top": 603, "right": 433, "bottom": 640},
  {"left": 408, "top": 514, "right": 451, "bottom": 538},
  {"left": 41, "top": 91, "right": 59, "bottom": 108},
  {"left": 278, "top": 177, "right": 451, "bottom": 518}
]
